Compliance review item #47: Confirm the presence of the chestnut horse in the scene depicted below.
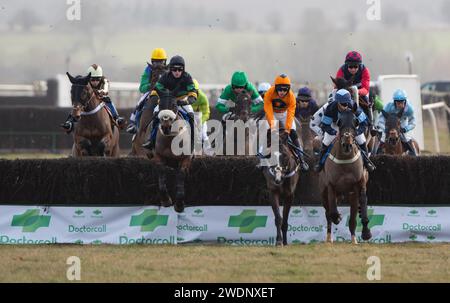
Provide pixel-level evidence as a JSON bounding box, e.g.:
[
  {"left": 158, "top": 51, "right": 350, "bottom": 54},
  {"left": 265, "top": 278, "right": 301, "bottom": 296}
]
[{"left": 67, "top": 72, "right": 119, "bottom": 157}]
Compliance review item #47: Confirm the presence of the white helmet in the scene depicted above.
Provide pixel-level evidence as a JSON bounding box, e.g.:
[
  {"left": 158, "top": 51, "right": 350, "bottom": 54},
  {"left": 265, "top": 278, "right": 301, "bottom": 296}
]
[
  {"left": 87, "top": 64, "right": 103, "bottom": 78},
  {"left": 257, "top": 82, "right": 271, "bottom": 93}
]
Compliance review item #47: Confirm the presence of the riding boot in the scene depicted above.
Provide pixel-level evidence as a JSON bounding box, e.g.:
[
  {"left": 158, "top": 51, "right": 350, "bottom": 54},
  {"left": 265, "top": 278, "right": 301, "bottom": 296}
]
[
  {"left": 314, "top": 143, "right": 329, "bottom": 172},
  {"left": 404, "top": 140, "right": 417, "bottom": 156},
  {"left": 289, "top": 130, "right": 309, "bottom": 172},
  {"left": 60, "top": 114, "right": 77, "bottom": 134},
  {"left": 187, "top": 112, "right": 195, "bottom": 154},
  {"left": 142, "top": 115, "right": 159, "bottom": 150},
  {"left": 366, "top": 107, "right": 376, "bottom": 134},
  {"left": 358, "top": 143, "right": 376, "bottom": 172},
  {"left": 104, "top": 97, "right": 125, "bottom": 128}
]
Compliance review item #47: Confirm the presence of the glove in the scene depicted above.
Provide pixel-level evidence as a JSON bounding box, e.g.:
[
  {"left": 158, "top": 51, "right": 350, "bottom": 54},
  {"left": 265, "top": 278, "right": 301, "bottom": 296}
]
[{"left": 187, "top": 96, "right": 196, "bottom": 105}]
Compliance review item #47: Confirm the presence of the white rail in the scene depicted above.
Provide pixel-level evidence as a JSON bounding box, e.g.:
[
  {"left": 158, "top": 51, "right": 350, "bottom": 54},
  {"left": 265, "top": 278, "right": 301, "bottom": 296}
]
[{"left": 422, "top": 101, "right": 450, "bottom": 153}]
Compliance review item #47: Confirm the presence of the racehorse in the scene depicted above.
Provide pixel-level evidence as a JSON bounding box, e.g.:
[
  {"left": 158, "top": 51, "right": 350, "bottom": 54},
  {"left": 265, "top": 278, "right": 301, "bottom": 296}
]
[
  {"left": 66, "top": 72, "right": 120, "bottom": 157},
  {"left": 296, "top": 116, "right": 314, "bottom": 152},
  {"left": 150, "top": 90, "right": 193, "bottom": 213},
  {"left": 261, "top": 126, "right": 300, "bottom": 246},
  {"left": 318, "top": 109, "right": 372, "bottom": 244},
  {"left": 222, "top": 91, "right": 257, "bottom": 155},
  {"left": 381, "top": 111, "right": 420, "bottom": 156},
  {"left": 130, "top": 64, "right": 167, "bottom": 157}
]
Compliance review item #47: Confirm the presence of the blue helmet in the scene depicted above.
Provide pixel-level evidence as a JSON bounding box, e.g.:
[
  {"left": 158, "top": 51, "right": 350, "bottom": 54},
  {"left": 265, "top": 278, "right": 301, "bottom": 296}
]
[
  {"left": 335, "top": 89, "right": 353, "bottom": 106},
  {"left": 393, "top": 89, "right": 407, "bottom": 102}
]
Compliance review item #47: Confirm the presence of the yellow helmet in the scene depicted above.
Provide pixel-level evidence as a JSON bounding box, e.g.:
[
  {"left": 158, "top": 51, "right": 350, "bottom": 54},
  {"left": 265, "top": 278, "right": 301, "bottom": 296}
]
[
  {"left": 193, "top": 79, "right": 199, "bottom": 90},
  {"left": 151, "top": 48, "right": 168, "bottom": 60}
]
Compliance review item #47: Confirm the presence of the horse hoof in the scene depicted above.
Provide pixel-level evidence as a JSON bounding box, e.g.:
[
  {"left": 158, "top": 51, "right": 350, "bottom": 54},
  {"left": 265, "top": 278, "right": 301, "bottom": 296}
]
[
  {"left": 330, "top": 213, "right": 342, "bottom": 225},
  {"left": 276, "top": 241, "right": 283, "bottom": 247},
  {"left": 174, "top": 202, "right": 185, "bottom": 213},
  {"left": 351, "top": 236, "right": 358, "bottom": 245},
  {"left": 283, "top": 241, "right": 288, "bottom": 246},
  {"left": 362, "top": 228, "right": 372, "bottom": 241}
]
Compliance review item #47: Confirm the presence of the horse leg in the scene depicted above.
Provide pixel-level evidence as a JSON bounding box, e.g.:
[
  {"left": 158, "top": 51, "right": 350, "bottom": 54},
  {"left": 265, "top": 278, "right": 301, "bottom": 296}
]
[
  {"left": 349, "top": 192, "right": 359, "bottom": 244},
  {"left": 270, "top": 192, "right": 283, "bottom": 246},
  {"left": 359, "top": 187, "right": 372, "bottom": 241},
  {"left": 157, "top": 166, "right": 172, "bottom": 207},
  {"left": 174, "top": 169, "right": 186, "bottom": 213},
  {"left": 328, "top": 186, "right": 341, "bottom": 225},
  {"left": 281, "top": 193, "right": 293, "bottom": 246}
]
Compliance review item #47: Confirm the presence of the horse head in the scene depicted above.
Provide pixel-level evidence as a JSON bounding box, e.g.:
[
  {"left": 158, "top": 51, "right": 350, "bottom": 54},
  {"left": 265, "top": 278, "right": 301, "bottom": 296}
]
[
  {"left": 383, "top": 110, "right": 401, "bottom": 146},
  {"left": 157, "top": 89, "right": 178, "bottom": 136},
  {"left": 330, "top": 76, "right": 359, "bottom": 106},
  {"left": 67, "top": 72, "right": 94, "bottom": 120},
  {"left": 336, "top": 109, "right": 358, "bottom": 155},
  {"left": 234, "top": 91, "right": 252, "bottom": 122}
]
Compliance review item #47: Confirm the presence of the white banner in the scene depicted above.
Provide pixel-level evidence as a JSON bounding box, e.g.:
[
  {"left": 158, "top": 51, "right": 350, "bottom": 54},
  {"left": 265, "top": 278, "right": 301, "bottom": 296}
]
[{"left": 0, "top": 205, "right": 448, "bottom": 244}]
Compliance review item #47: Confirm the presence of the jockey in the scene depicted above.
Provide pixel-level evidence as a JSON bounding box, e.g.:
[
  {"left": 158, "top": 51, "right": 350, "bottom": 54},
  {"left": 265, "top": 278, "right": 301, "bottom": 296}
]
[
  {"left": 296, "top": 87, "right": 319, "bottom": 120},
  {"left": 127, "top": 48, "right": 169, "bottom": 134},
  {"left": 142, "top": 55, "right": 197, "bottom": 151},
  {"left": 376, "top": 89, "right": 417, "bottom": 155},
  {"left": 314, "top": 89, "right": 376, "bottom": 173},
  {"left": 191, "top": 79, "right": 213, "bottom": 155},
  {"left": 335, "top": 51, "right": 375, "bottom": 131},
  {"left": 257, "top": 82, "right": 271, "bottom": 99},
  {"left": 263, "top": 74, "right": 309, "bottom": 172},
  {"left": 216, "top": 71, "right": 264, "bottom": 120},
  {"left": 60, "top": 64, "right": 125, "bottom": 133}
]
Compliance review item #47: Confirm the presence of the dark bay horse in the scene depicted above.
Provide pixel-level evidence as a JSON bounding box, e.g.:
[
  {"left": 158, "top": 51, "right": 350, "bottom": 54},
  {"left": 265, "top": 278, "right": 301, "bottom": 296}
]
[
  {"left": 67, "top": 72, "right": 119, "bottom": 157},
  {"left": 262, "top": 127, "right": 300, "bottom": 246},
  {"left": 130, "top": 64, "right": 167, "bottom": 157},
  {"left": 318, "top": 110, "right": 372, "bottom": 244},
  {"left": 381, "top": 111, "right": 420, "bottom": 156},
  {"left": 222, "top": 91, "right": 257, "bottom": 155},
  {"left": 151, "top": 90, "right": 192, "bottom": 213}
]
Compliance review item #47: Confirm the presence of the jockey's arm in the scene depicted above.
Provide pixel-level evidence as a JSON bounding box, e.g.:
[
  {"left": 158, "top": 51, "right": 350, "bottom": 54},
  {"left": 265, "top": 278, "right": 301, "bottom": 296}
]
[
  {"left": 251, "top": 95, "right": 264, "bottom": 113},
  {"left": 99, "top": 78, "right": 109, "bottom": 95},
  {"left": 216, "top": 86, "right": 232, "bottom": 113},
  {"left": 197, "top": 89, "right": 210, "bottom": 123},
  {"left": 139, "top": 66, "right": 151, "bottom": 94},
  {"left": 356, "top": 108, "right": 368, "bottom": 134},
  {"left": 285, "top": 92, "right": 296, "bottom": 131},
  {"left": 358, "top": 68, "right": 370, "bottom": 97},
  {"left": 263, "top": 92, "right": 275, "bottom": 129},
  {"left": 405, "top": 107, "right": 416, "bottom": 132},
  {"left": 321, "top": 105, "right": 336, "bottom": 135},
  {"left": 373, "top": 95, "right": 384, "bottom": 113}
]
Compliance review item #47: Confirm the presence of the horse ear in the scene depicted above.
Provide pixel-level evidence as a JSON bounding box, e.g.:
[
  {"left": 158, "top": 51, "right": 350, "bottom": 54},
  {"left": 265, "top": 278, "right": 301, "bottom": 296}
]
[
  {"left": 66, "top": 72, "right": 76, "bottom": 84},
  {"left": 330, "top": 76, "right": 337, "bottom": 86}
]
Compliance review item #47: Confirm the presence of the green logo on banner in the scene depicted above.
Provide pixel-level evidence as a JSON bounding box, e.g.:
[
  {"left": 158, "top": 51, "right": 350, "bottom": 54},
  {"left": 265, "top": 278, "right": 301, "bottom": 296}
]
[
  {"left": 130, "top": 209, "right": 169, "bottom": 232},
  {"left": 409, "top": 234, "right": 417, "bottom": 241},
  {"left": 292, "top": 209, "right": 301, "bottom": 215},
  {"left": 74, "top": 240, "right": 83, "bottom": 244},
  {"left": 228, "top": 210, "right": 267, "bottom": 233},
  {"left": 74, "top": 209, "right": 83, "bottom": 215},
  {"left": 408, "top": 209, "right": 419, "bottom": 216},
  {"left": 11, "top": 209, "right": 51, "bottom": 232},
  {"left": 91, "top": 240, "right": 102, "bottom": 244},
  {"left": 346, "top": 209, "right": 385, "bottom": 232},
  {"left": 93, "top": 209, "right": 102, "bottom": 216}
]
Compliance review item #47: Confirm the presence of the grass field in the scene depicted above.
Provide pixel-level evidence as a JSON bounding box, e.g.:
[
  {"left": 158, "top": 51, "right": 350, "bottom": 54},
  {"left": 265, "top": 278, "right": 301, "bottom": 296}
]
[{"left": 0, "top": 243, "right": 449, "bottom": 282}]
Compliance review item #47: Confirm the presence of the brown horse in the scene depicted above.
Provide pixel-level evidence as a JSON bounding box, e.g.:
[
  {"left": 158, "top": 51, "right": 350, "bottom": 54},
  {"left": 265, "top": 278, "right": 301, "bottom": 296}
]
[
  {"left": 130, "top": 64, "right": 167, "bottom": 157},
  {"left": 67, "top": 72, "right": 120, "bottom": 157},
  {"left": 262, "top": 127, "right": 300, "bottom": 246},
  {"left": 381, "top": 111, "right": 420, "bottom": 156},
  {"left": 318, "top": 109, "right": 372, "bottom": 244},
  {"left": 222, "top": 91, "right": 257, "bottom": 155},
  {"left": 150, "top": 90, "right": 192, "bottom": 213}
]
